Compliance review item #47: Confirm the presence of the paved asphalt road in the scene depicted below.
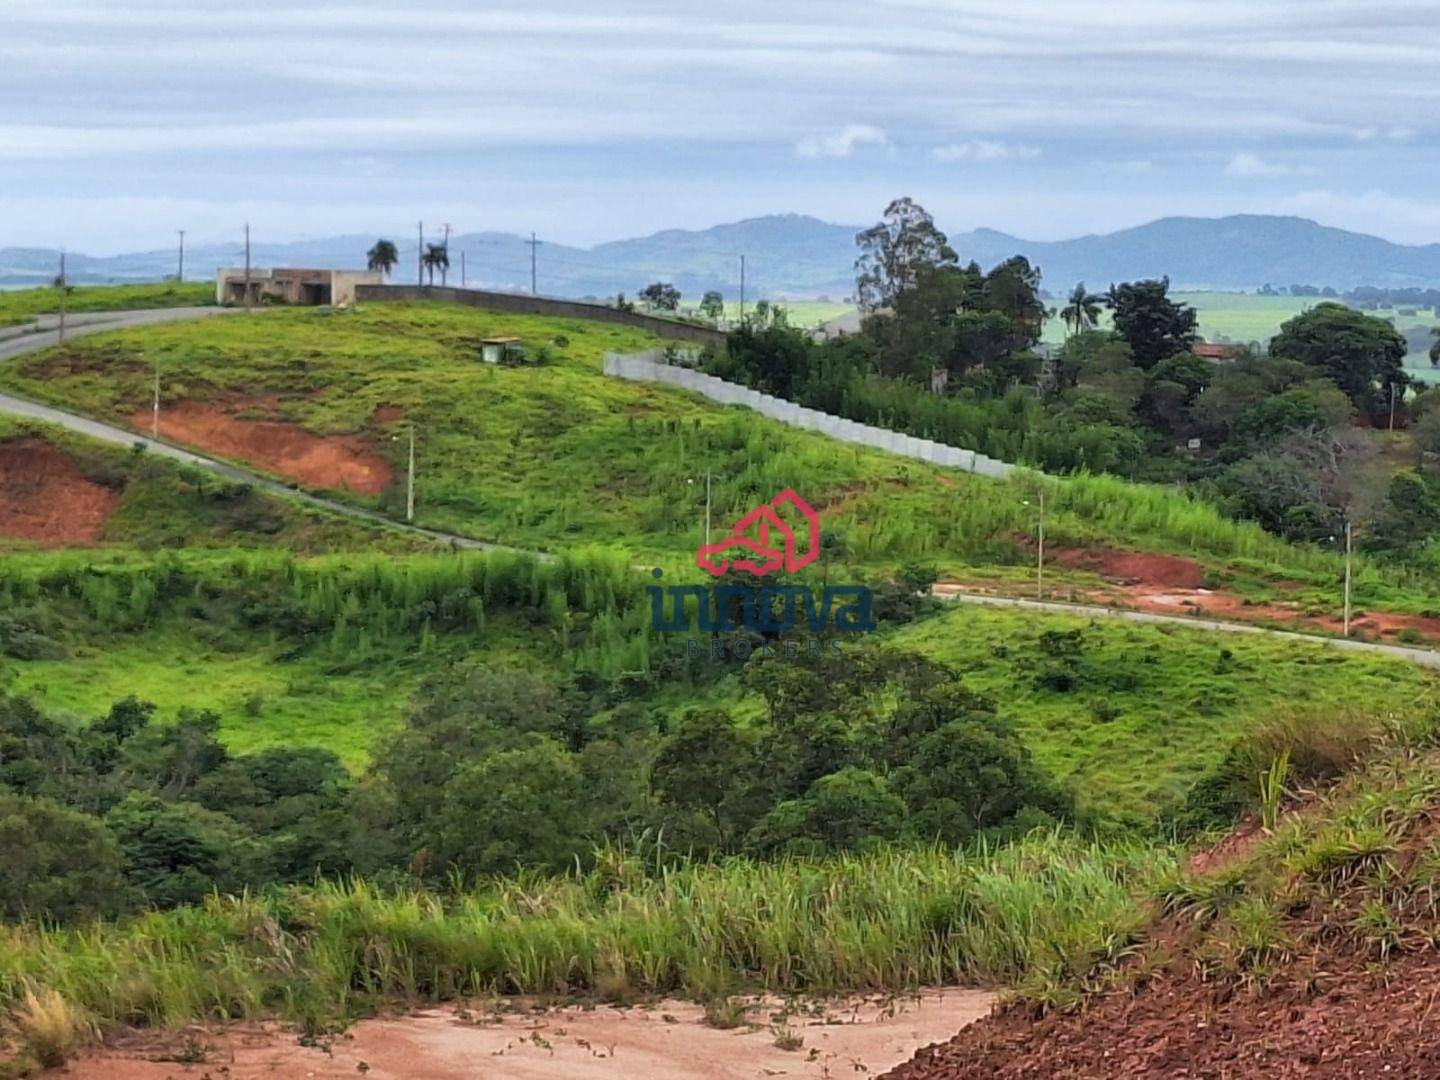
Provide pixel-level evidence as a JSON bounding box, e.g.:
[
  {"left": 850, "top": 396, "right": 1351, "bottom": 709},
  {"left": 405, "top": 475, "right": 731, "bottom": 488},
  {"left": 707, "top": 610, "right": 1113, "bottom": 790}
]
[{"left": 1, "top": 306, "right": 1438, "bottom": 670}]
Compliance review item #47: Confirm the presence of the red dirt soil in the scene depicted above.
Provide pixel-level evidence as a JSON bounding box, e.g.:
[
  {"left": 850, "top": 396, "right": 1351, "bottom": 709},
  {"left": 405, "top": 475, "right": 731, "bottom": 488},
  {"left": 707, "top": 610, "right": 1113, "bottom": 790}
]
[
  {"left": 1049, "top": 547, "right": 1206, "bottom": 590},
  {"left": 0, "top": 437, "right": 119, "bottom": 545},
  {"left": 884, "top": 812, "right": 1440, "bottom": 1078},
  {"left": 884, "top": 951, "right": 1440, "bottom": 1078},
  {"left": 133, "top": 401, "right": 391, "bottom": 494},
  {"left": 49, "top": 990, "right": 993, "bottom": 1080},
  {"left": 943, "top": 544, "right": 1440, "bottom": 645}
]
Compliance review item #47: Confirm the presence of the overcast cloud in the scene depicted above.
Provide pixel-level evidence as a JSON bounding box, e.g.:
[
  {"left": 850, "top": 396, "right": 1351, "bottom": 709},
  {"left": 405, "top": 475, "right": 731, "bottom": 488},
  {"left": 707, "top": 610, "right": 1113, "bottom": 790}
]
[{"left": 2, "top": 0, "right": 1438, "bottom": 251}]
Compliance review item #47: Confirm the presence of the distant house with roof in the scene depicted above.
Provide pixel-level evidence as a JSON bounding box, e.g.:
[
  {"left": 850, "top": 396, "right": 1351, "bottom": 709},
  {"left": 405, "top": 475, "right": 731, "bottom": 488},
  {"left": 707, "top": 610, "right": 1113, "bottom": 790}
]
[{"left": 1193, "top": 341, "right": 1246, "bottom": 363}]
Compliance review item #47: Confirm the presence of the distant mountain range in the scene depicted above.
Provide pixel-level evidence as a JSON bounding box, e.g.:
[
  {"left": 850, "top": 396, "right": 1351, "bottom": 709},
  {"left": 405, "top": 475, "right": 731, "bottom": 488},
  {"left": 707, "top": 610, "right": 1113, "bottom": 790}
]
[{"left": 7, "top": 213, "right": 1440, "bottom": 297}]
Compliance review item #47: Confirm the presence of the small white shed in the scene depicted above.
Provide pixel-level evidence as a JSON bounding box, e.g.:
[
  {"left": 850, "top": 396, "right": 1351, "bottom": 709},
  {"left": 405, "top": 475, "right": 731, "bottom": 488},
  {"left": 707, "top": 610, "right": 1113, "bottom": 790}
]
[{"left": 480, "top": 337, "right": 523, "bottom": 364}]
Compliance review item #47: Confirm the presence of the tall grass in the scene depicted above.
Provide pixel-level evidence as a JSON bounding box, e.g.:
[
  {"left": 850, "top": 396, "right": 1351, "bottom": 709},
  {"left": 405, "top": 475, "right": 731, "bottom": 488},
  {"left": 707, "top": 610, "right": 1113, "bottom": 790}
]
[
  {"left": 0, "top": 546, "right": 655, "bottom": 679},
  {"left": 0, "top": 835, "right": 1171, "bottom": 1033}
]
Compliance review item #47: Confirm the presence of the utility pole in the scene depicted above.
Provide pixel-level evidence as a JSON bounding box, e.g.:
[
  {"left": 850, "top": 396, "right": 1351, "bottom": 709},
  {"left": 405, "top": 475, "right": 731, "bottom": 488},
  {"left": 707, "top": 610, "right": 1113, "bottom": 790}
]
[
  {"left": 243, "top": 223, "right": 252, "bottom": 312},
  {"left": 1389, "top": 383, "right": 1398, "bottom": 432},
  {"left": 705, "top": 471, "right": 713, "bottom": 546},
  {"left": 151, "top": 355, "right": 160, "bottom": 439},
  {"left": 417, "top": 221, "right": 424, "bottom": 287},
  {"left": 177, "top": 229, "right": 185, "bottom": 282},
  {"left": 406, "top": 424, "right": 416, "bottom": 523},
  {"left": 1343, "top": 519, "right": 1353, "bottom": 637},
  {"left": 1037, "top": 485, "right": 1047, "bottom": 600},
  {"left": 460, "top": 250, "right": 466, "bottom": 288},
  {"left": 439, "top": 223, "right": 452, "bottom": 286},
  {"left": 526, "top": 232, "right": 541, "bottom": 295},
  {"left": 739, "top": 254, "right": 746, "bottom": 320},
  {"left": 56, "top": 251, "right": 67, "bottom": 343}
]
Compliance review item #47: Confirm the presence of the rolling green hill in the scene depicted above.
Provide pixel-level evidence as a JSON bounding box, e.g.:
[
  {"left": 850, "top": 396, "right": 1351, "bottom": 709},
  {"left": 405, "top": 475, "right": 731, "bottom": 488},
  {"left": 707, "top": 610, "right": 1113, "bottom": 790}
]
[{"left": 5, "top": 299, "right": 1435, "bottom": 616}]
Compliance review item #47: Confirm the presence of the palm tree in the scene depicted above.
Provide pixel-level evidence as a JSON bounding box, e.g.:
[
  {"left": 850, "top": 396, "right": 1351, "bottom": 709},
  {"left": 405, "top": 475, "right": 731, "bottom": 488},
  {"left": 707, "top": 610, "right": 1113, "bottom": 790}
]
[
  {"left": 422, "top": 244, "right": 450, "bottom": 286},
  {"left": 366, "top": 239, "right": 399, "bottom": 278},
  {"left": 1062, "top": 283, "right": 1103, "bottom": 337}
]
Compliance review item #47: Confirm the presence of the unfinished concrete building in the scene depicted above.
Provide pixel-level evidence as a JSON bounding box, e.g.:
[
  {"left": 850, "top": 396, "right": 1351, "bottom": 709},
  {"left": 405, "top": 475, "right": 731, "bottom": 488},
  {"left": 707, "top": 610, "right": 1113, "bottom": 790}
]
[{"left": 215, "top": 268, "right": 382, "bottom": 308}]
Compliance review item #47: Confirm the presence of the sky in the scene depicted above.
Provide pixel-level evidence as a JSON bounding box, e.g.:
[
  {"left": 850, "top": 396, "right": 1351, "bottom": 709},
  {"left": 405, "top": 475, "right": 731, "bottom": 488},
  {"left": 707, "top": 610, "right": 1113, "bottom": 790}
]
[{"left": 3, "top": 0, "right": 1439, "bottom": 253}]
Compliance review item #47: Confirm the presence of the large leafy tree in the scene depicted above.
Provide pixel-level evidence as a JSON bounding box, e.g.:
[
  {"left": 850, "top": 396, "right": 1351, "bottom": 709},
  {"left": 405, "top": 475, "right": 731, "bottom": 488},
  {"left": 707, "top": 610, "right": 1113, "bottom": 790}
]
[
  {"left": 639, "top": 282, "right": 681, "bottom": 310},
  {"left": 699, "top": 290, "right": 725, "bottom": 321},
  {"left": 855, "top": 197, "right": 957, "bottom": 311},
  {"left": 366, "top": 239, "right": 399, "bottom": 277},
  {"left": 1106, "top": 278, "right": 1198, "bottom": 369},
  {"left": 1268, "top": 302, "right": 1408, "bottom": 414},
  {"left": 0, "top": 792, "right": 130, "bottom": 921},
  {"left": 650, "top": 709, "right": 765, "bottom": 850}
]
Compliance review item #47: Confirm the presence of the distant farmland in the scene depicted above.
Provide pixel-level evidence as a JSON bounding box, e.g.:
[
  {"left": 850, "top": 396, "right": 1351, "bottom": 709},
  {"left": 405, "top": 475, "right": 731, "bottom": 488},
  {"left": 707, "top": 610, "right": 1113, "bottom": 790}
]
[{"left": 1041, "top": 289, "right": 1440, "bottom": 384}]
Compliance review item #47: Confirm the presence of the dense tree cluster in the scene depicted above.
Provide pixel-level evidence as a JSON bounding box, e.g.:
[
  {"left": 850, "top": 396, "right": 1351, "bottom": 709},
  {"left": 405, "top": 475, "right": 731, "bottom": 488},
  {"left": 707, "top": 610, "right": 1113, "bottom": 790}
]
[
  {"left": 0, "top": 634, "right": 1075, "bottom": 922},
  {"left": 704, "top": 198, "right": 1440, "bottom": 559}
]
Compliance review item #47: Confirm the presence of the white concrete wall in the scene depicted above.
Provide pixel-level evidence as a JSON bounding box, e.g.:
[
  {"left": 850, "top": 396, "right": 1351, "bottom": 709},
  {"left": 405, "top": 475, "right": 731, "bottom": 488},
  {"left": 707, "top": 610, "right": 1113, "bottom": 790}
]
[{"left": 603, "top": 352, "right": 1016, "bottom": 478}]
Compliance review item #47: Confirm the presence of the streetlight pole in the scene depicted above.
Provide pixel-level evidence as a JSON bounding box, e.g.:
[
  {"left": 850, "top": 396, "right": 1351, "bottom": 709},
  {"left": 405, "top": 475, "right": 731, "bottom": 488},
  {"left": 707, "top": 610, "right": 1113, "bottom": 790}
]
[
  {"left": 151, "top": 355, "right": 161, "bottom": 439},
  {"left": 1037, "top": 485, "right": 1046, "bottom": 600},
  {"left": 406, "top": 424, "right": 416, "bottom": 523},
  {"left": 1343, "top": 519, "right": 1353, "bottom": 637},
  {"left": 705, "top": 471, "right": 713, "bottom": 546},
  {"left": 57, "top": 251, "right": 67, "bottom": 343},
  {"left": 177, "top": 229, "right": 185, "bottom": 282}
]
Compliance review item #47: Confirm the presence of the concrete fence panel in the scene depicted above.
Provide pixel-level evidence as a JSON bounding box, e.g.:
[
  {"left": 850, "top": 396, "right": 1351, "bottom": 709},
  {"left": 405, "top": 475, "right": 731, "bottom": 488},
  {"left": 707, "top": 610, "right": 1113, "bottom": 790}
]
[{"left": 603, "top": 352, "right": 1017, "bottom": 478}]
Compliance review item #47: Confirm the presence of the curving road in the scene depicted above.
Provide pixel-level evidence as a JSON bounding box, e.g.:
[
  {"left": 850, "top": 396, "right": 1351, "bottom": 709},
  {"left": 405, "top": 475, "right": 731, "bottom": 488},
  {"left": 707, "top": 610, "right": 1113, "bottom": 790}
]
[{"left": 1, "top": 306, "right": 1438, "bottom": 670}]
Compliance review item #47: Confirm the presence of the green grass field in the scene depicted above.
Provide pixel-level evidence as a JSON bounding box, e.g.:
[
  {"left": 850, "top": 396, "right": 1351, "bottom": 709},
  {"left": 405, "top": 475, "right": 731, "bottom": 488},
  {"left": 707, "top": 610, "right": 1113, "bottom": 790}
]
[
  {"left": 891, "top": 605, "right": 1434, "bottom": 823},
  {"left": 0, "top": 282, "right": 213, "bottom": 327},
  {"left": 3, "top": 544, "right": 1427, "bottom": 821},
  {"left": 8, "top": 299, "right": 1434, "bottom": 607}
]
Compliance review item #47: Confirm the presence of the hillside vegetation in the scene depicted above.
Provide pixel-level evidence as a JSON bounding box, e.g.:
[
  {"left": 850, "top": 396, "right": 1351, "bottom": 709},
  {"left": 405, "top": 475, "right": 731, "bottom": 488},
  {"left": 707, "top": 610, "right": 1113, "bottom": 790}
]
[
  {"left": 5, "top": 300, "right": 1438, "bottom": 618},
  {"left": 2, "top": 284, "right": 1439, "bottom": 1077}
]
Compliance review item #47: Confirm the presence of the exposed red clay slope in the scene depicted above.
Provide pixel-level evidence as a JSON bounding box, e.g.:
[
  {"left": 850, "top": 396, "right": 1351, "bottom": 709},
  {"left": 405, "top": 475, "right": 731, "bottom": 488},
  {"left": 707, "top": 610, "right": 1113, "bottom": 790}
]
[
  {"left": 1047, "top": 546, "right": 1206, "bottom": 589},
  {"left": 884, "top": 813, "right": 1440, "bottom": 1079},
  {"left": 0, "top": 437, "right": 118, "bottom": 544},
  {"left": 133, "top": 401, "right": 391, "bottom": 494}
]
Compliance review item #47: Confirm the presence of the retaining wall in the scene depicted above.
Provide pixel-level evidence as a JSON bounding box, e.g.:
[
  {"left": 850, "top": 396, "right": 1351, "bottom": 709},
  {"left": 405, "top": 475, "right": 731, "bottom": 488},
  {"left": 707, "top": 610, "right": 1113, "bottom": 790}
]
[
  {"left": 603, "top": 352, "right": 1016, "bottom": 478},
  {"left": 354, "top": 285, "right": 728, "bottom": 346}
]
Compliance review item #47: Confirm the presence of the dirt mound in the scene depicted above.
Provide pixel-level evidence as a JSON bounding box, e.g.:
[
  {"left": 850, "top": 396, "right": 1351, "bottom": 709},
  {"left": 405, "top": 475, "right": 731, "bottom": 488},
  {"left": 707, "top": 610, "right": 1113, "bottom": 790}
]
[
  {"left": 134, "top": 401, "right": 391, "bottom": 494},
  {"left": 887, "top": 952, "right": 1440, "bottom": 1078},
  {"left": 885, "top": 797, "right": 1440, "bottom": 1079},
  {"left": 1050, "top": 547, "right": 1205, "bottom": 590},
  {"left": 52, "top": 990, "right": 993, "bottom": 1080},
  {"left": 0, "top": 438, "right": 119, "bottom": 545}
]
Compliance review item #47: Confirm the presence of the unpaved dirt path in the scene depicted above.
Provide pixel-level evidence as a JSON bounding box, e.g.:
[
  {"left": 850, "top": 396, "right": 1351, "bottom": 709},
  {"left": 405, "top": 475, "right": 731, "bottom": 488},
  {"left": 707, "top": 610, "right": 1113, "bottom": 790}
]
[{"left": 53, "top": 991, "right": 994, "bottom": 1080}]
